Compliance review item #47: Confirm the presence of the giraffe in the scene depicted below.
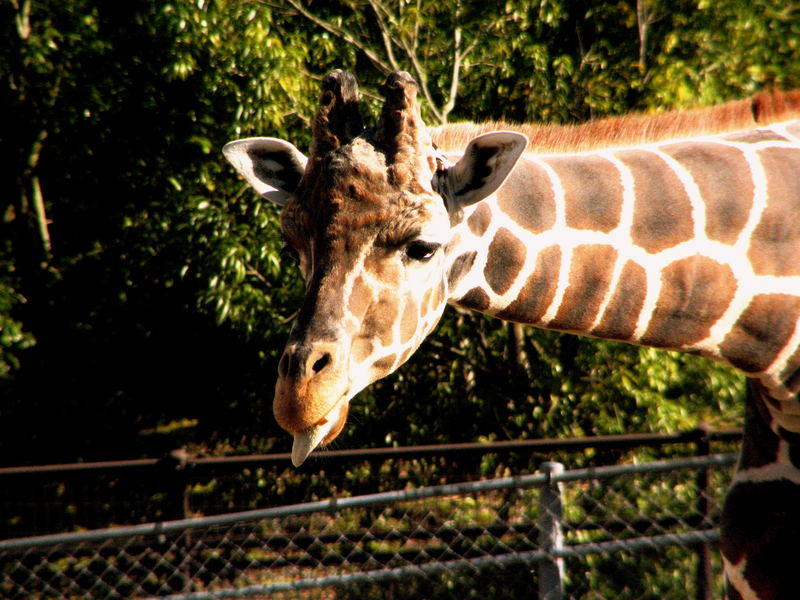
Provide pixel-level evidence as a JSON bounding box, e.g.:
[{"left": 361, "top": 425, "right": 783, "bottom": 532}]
[{"left": 223, "top": 70, "right": 800, "bottom": 599}]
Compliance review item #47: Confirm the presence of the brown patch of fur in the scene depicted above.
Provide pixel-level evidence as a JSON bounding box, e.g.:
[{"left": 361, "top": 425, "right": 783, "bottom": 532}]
[
  {"left": 286, "top": 139, "right": 420, "bottom": 253},
  {"left": 549, "top": 245, "right": 618, "bottom": 332},
  {"left": 467, "top": 203, "right": 492, "bottom": 236},
  {"left": 485, "top": 228, "right": 527, "bottom": 295},
  {"left": 748, "top": 147, "right": 800, "bottom": 276},
  {"left": 459, "top": 287, "right": 491, "bottom": 312},
  {"left": 549, "top": 155, "right": 623, "bottom": 232},
  {"left": 721, "top": 294, "right": 800, "bottom": 373},
  {"left": 592, "top": 260, "right": 648, "bottom": 341},
  {"left": 499, "top": 161, "right": 557, "bottom": 233},
  {"left": 640, "top": 256, "right": 737, "bottom": 348},
  {"left": 496, "top": 246, "right": 562, "bottom": 324},
  {"left": 431, "top": 90, "right": 800, "bottom": 154},
  {"left": 622, "top": 149, "right": 695, "bottom": 253},
  {"left": 660, "top": 142, "right": 755, "bottom": 245}
]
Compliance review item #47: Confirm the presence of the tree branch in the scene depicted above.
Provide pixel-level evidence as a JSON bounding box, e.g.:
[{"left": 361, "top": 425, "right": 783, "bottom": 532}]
[
  {"left": 367, "top": 0, "right": 401, "bottom": 70},
  {"left": 636, "top": 0, "right": 664, "bottom": 74},
  {"left": 282, "top": 0, "right": 477, "bottom": 125},
  {"left": 365, "top": 0, "right": 444, "bottom": 122},
  {"left": 637, "top": 0, "right": 648, "bottom": 72},
  {"left": 406, "top": 49, "right": 444, "bottom": 124},
  {"left": 441, "top": 24, "right": 478, "bottom": 122},
  {"left": 280, "top": 0, "right": 392, "bottom": 73},
  {"left": 14, "top": 0, "right": 32, "bottom": 39},
  {"left": 31, "top": 176, "right": 51, "bottom": 259},
  {"left": 26, "top": 130, "right": 52, "bottom": 261}
]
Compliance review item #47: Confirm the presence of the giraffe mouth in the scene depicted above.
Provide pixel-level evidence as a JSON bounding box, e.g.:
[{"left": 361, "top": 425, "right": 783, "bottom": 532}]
[{"left": 290, "top": 400, "right": 349, "bottom": 466}]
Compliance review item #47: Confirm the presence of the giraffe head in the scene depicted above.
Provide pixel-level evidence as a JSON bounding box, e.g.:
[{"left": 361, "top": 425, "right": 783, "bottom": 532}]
[{"left": 224, "top": 71, "right": 526, "bottom": 465}]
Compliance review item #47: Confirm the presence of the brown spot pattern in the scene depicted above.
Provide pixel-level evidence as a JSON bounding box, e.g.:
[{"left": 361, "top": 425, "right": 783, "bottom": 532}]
[
  {"left": 362, "top": 295, "right": 400, "bottom": 347},
  {"left": 549, "top": 245, "right": 618, "bottom": 332},
  {"left": 748, "top": 147, "right": 800, "bottom": 276},
  {"left": 352, "top": 338, "right": 372, "bottom": 364},
  {"left": 640, "top": 256, "right": 737, "bottom": 348},
  {"left": 485, "top": 228, "right": 527, "bottom": 295},
  {"left": 722, "top": 129, "right": 790, "bottom": 143},
  {"left": 497, "top": 246, "right": 562, "bottom": 324},
  {"left": 467, "top": 203, "right": 492, "bottom": 236},
  {"left": 547, "top": 155, "right": 623, "bottom": 232},
  {"left": 348, "top": 275, "right": 372, "bottom": 318},
  {"left": 781, "top": 346, "right": 800, "bottom": 394},
  {"left": 400, "top": 299, "right": 419, "bottom": 344},
  {"left": 720, "top": 294, "right": 800, "bottom": 373},
  {"left": 371, "top": 355, "right": 397, "bottom": 373},
  {"left": 448, "top": 251, "right": 478, "bottom": 289},
  {"left": 421, "top": 288, "right": 432, "bottom": 312},
  {"left": 428, "top": 284, "right": 445, "bottom": 315},
  {"left": 592, "top": 260, "right": 648, "bottom": 341},
  {"left": 786, "top": 122, "right": 800, "bottom": 139},
  {"left": 459, "top": 287, "right": 491, "bottom": 312},
  {"left": 499, "top": 161, "right": 556, "bottom": 233},
  {"left": 661, "top": 142, "right": 754, "bottom": 245},
  {"left": 618, "top": 149, "right": 694, "bottom": 253}
]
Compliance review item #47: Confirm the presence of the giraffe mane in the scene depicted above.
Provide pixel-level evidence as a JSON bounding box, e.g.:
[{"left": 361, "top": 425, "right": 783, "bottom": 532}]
[{"left": 431, "top": 89, "right": 800, "bottom": 154}]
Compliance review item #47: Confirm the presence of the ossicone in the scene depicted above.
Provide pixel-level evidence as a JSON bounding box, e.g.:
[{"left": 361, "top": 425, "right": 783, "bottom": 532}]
[
  {"left": 376, "top": 71, "right": 434, "bottom": 186},
  {"left": 310, "top": 70, "right": 365, "bottom": 158}
]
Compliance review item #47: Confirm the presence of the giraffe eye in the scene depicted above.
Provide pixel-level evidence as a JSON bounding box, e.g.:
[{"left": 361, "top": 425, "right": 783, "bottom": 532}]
[{"left": 406, "top": 240, "right": 441, "bottom": 262}]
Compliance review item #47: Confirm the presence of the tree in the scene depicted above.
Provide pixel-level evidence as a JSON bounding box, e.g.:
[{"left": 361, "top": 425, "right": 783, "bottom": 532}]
[
  {"left": 2, "top": 0, "right": 800, "bottom": 464},
  {"left": 0, "top": 0, "right": 317, "bottom": 463}
]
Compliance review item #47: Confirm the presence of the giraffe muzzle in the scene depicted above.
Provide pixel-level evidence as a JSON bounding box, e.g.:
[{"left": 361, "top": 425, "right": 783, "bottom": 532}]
[{"left": 274, "top": 341, "right": 351, "bottom": 440}]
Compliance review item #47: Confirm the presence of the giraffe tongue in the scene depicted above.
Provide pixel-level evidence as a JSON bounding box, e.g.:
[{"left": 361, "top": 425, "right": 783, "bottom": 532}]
[{"left": 291, "top": 422, "right": 332, "bottom": 467}]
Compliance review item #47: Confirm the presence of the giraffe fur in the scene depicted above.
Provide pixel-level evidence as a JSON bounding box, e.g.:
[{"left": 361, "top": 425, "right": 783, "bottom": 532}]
[{"left": 224, "top": 71, "right": 800, "bottom": 598}]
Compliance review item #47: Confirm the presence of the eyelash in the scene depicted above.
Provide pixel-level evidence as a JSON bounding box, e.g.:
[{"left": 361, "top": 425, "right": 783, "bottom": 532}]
[{"left": 405, "top": 240, "right": 441, "bottom": 262}]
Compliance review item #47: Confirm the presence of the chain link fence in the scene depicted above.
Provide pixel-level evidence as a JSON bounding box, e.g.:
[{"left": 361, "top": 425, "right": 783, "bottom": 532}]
[
  {"left": 0, "top": 430, "right": 742, "bottom": 541},
  {"left": 1, "top": 453, "right": 736, "bottom": 600}
]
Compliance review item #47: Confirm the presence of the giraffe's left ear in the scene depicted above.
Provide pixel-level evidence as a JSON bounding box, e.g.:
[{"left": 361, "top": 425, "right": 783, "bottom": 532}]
[
  {"left": 223, "top": 137, "right": 308, "bottom": 205},
  {"left": 444, "top": 132, "right": 528, "bottom": 208}
]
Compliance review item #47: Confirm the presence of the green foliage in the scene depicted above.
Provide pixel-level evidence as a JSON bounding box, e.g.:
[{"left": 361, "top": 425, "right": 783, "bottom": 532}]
[
  {"left": 4, "top": 0, "right": 799, "bottom": 464},
  {"left": 1, "top": 0, "right": 316, "bottom": 463},
  {"left": 648, "top": 0, "right": 800, "bottom": 107},
  {"left": 0, "top": 278, "right": 35, "bottom": 379}
]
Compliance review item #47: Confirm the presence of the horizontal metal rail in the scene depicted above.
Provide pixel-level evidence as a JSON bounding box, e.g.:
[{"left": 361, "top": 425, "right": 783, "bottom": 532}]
[
  {"left": 0, "top": 453, "right": 736, "bottom": 552},
  {"left": 0, "top": 427, "right": 742, "bottom": 477}
]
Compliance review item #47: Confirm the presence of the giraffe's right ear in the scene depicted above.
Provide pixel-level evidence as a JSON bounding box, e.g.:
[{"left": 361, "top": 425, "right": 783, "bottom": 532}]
[
  {"left": 223, "top": 137, "right": 308, "bottom": 205},
  {"left": 444, "top": 132, "right": 528, "bottom": 208}
]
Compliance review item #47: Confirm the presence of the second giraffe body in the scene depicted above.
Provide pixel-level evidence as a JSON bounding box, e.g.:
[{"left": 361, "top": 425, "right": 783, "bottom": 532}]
[{"left": 224, "top": 71, "right": 800, "bottom": 599}]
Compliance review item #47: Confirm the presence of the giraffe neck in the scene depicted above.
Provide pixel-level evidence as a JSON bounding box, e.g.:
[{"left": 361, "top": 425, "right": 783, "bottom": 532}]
[
  {"left": 447, "top": 121, "right": 800, "bottom": 401},
  {"left": 443, "top": 122, "right": 800, "bottom": 599}
]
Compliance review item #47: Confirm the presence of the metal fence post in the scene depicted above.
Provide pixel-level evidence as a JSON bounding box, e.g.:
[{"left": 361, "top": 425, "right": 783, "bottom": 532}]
[
  {"left": 694, "top": 424, "right": 713, "bottom": 600},
  {"left": 159, "top": 449, "right": 193, "bottom": 594},
  {"left": 538, "top": 461, "right": 565, "bottom": 600},
  {"left": 159, "top": 449, "right": 191, "bottom": 521}
]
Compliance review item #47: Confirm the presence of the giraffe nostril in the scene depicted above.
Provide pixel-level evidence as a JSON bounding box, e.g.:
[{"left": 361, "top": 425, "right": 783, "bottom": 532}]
[
  {"left": 279, "top": 346, "right": 334, "bottom": 379},
  {"left": 312, "top": 353, "right": 331, "bottom": 374}
]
